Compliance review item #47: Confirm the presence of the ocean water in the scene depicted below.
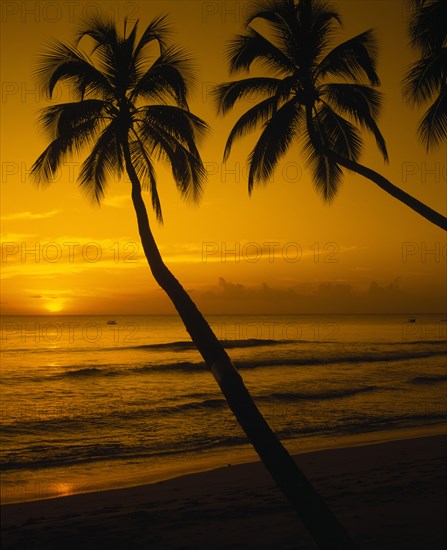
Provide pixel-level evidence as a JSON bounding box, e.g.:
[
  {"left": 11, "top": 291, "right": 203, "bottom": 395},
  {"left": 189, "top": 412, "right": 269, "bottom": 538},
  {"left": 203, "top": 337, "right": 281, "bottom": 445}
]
[{"left": 1, "top": 313, "right": 446, "bottom": 503}]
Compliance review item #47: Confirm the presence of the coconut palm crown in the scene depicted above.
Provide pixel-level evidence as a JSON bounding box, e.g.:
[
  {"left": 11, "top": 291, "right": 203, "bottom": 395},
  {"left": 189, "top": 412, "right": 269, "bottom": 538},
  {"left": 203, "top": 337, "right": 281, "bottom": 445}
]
[
  {"left": 214, "top": 0, "right": 388, "bottom": 201},
  {"left": 403, "top": 0, "right": 447, "bottom": 150},
  {"left": 31, "top": 14, "right": 208, "bottom": 222}
]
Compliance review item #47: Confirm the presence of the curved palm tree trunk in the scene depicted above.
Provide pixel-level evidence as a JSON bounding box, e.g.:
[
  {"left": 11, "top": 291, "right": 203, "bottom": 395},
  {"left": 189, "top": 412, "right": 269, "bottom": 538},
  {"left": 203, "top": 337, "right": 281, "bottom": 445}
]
[
  {"left": 120, "top": 139, "right": 357, "bottom": 549},
  {"left": 330, "top": 152, "right": 446, "bottom": 230},
  {"left": 307, "top": 108, "right": 447, "bottom": 231}
]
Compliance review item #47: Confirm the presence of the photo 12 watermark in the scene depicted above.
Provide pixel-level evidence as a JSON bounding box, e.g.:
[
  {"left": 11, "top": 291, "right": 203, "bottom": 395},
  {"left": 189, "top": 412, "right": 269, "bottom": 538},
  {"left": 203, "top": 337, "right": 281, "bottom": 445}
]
[
  {"left": 202, "top": 241, "right": 340, "bottom": 263},
  {"left": 1, "top": 320, "right": 140, "bottom": 344},
  {"left": 401, "top": 322, "right": 447, "bottom": 343},
  {"left": 210, "top": 320, "right": 340, "bottom": 342},
  {"left": 1, "top": 241, "right": 140, "bottom": 264},
  {"left": 401, "top": 242, "right": 447, "bottom": 263},
  {"left": 1, "top": 2, "right": 139, "bottom": 24},
  {"left": 203, "top": 160, "right": 303, "bottom": 184},
  {"left": 1, "top": 480, "right": 83, "bottom": 503},
  {"left": 401, "top": 162, "right": 447, "bottom": 184},
  {"left": 201, "top": 1, "right": 255, "bottom": 24}
]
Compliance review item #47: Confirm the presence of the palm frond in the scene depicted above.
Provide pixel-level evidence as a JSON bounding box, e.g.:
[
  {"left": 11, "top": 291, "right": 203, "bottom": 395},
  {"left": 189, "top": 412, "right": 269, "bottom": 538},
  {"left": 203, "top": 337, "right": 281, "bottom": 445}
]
[
  {"left": 403, "top": 48, "right": 447, "bottom": 105},
  {"left": 31, "top": 144, "right": 62, "bottom": 184},
  {"left": 407, "top": 0, "right": 447, "bottom": 53},
  {"left": 31, "top": 115, "right": 102, "bottom": 183},
  {"left": 306, "top": 145, "right": 343, "bottom": 202},
  {"left": 246, "top": 0, "right": 300, "bottom": 63},
  {"left": 418, "top": 86, "right": 447, "bottom": 149},
  {"left": 320, "top": 83, "right": 388, "bottom": 161},
  {"left": 137, "top": 105, "right": 209, "bottom": 146},
  {"left": 129, "top": 136, "right": 163, "bottom": 222},
  {"left": 76, "top": 13, "right": 116, "bottom": 48},
  {"left": 137, "top": 113, "right": 206, "bottom": 203},
  {"left": 131, "top": 46, "right": 193, "bottom": 106},
  {"left": 316, "top": 29, "right": 380, "bottom": 85},
  {"left": 248, "top": 98, "right": 302, "bottom": 192},
  {"left": 227, "top": 27, "right": 296, "bottom": 75},
  {"left": 223, "top": 96, "right": 280, "bottom": 161},
  {"left": 35, "top": 41, "right": 113, "bottom": 99},
  {"left": 213, "top": 77, "right": 285, "bottom": 114},
  {"left": 79, "top": 121, "right": 123, "bottom": 203},
  {"left": 133, "top": 14, "right": 172, "bottom": 63},
  {"left": 404, "top": 0, "right": 446, "bottom": 148},
  {"left": 78, "top": 14, "right": 141, "bottom": 94},
  {"left": 38, "top": 99, "right": 107, "bottom": 139},
  {"left": 295, "top": 0, "right": 342, "bottom": 66},
  {"left": 246, "top": 0, "right": 296, "bottom": 28},
  {"left": 76, "top": 15, "right": 124, "bottom": 86},
  {"left": 321, "top": 82, "right": 382, "bottom": 117},
  {"left": 315, "top": 104, "right": 363, "bottom": 162},
  {"left": 301, "top": 114, "right": 343, "bottom": 202}
]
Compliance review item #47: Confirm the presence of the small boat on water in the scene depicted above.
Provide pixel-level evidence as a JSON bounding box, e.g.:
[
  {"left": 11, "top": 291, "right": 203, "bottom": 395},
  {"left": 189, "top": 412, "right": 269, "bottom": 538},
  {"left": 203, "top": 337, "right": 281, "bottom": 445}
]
[
  {"left": 107, "top": 320, "right": 117, "bottom": 325},
  {"left": 407, "top": 318, "right": 416, "bottom": 323}
]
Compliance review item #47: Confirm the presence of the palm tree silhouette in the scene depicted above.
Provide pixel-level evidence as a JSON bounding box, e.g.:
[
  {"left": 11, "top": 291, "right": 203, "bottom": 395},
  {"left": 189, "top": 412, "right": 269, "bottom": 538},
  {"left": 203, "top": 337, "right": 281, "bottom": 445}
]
[
  {"left": 31, "top": 14, "right": 356, "bottom": 550},
  {"left": 214, "top": 0, "right": 446, "bottom": 230},
  {"left": 403, "top": 0, "right": 447, "bottom": 149}
]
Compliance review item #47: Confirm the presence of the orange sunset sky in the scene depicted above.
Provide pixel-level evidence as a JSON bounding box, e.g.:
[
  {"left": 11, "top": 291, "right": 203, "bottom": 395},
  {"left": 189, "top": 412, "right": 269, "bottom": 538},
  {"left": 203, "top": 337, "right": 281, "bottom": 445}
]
[{"left": 1, "top": 0, "right": 446, "bottom": 315}]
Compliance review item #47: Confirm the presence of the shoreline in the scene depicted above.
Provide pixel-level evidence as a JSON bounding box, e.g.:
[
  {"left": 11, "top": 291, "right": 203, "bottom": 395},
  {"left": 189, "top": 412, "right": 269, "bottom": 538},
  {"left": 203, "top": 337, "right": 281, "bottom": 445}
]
[
  {"left": 2, "top": 431, "right": 447, "bottom": 549},
  {"left": 2, "top": 421, "right": 446, "bottom": 506}
]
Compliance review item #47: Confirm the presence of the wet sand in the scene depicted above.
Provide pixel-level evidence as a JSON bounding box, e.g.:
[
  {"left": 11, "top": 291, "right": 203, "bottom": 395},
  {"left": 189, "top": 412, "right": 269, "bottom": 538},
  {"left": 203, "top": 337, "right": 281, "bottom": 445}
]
[{"left": 2, "top": 434, "right": 446, "bottom": 549}]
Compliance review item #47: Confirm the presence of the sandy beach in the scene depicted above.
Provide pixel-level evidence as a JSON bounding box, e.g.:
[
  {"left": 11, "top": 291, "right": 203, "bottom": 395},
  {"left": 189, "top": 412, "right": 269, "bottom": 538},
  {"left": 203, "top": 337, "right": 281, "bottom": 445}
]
[{"left": 2, "top": 432, "right": 446, "bottom": 549}]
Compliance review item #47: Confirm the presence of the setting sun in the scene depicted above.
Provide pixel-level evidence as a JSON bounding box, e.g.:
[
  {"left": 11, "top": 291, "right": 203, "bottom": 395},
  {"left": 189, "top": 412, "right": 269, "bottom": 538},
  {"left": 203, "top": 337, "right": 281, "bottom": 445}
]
[{"left": 45, "top": 300, "right": 64, "bottom": 313}]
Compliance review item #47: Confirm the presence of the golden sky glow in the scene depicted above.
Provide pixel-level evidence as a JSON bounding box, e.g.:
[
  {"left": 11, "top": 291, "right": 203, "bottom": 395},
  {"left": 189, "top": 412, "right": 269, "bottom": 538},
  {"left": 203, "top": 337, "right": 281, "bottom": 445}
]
[{"left": 1, "top": 0, "right": 446, "bottom": 315}]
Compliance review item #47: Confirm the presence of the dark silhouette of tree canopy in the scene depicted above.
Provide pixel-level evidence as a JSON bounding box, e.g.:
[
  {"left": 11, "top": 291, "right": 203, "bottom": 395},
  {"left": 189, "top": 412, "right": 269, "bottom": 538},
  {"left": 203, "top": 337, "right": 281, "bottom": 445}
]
[
  {"left": 214, "top": 0, "right": 446, "bottom": 230},
  {"left": 403, "top": 0, "right": 447, "bottom": 149},
  {"left": 31, "top": 14, "right": 357, "bottom": 550},
  {"left": 32, "top": 14, "right": 207, "bottom": 221}
]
